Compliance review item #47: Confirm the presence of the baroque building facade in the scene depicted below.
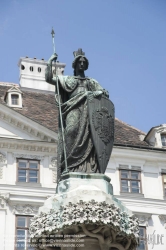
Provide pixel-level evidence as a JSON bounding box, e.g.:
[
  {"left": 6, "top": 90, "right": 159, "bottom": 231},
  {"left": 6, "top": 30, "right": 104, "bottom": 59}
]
[{"left": 0, "top": 57, "right": 165, "bottom": 250}]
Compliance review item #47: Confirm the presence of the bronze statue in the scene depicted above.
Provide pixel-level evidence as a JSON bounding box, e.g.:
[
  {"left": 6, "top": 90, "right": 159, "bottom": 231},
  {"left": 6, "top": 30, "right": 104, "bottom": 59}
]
[{"left": 45, "top": 48, "right": 114, "bottom": 182}]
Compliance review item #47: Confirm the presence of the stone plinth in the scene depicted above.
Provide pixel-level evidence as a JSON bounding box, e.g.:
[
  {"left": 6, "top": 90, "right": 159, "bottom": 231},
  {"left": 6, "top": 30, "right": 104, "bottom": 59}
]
[
  {"left": 30, "top": 173, "right": 139, "bottom": 250},
  {"left": 56, "top": 173, "right": 113, "bottom": 195}
]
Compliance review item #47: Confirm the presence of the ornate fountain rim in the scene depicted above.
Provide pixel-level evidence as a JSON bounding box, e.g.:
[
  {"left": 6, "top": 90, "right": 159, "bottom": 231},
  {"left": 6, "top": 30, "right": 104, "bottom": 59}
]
[{"left": 30, "top": 200, "right": 139, "bottom": 240}]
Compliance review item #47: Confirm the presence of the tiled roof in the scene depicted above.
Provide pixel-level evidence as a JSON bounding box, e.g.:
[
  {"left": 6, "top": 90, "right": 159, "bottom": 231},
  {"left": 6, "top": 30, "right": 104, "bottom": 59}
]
[
  {"left": 0, "top": 83, "right": 58, "bottom": 133},
  {"left": 0, "top": 82, "right": 149, "bottom": 147},
  {"left": 114, "top": 118, "right": 149, "bottom": 147}
]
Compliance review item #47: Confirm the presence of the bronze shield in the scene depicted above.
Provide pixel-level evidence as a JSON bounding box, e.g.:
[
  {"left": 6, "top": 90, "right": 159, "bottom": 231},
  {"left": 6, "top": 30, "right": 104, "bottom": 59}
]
[{"left": 88, "top": 95, "right": 115, "bottom": 173}]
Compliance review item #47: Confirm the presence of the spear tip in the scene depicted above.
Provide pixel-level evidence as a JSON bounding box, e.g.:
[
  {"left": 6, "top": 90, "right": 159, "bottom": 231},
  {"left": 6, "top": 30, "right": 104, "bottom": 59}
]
[{"left": 51, "top": 27, "right": 55, "bottom": 38}]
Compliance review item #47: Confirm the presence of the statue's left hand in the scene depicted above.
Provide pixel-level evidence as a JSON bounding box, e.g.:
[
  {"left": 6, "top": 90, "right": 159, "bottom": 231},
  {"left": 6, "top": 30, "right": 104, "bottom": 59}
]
[
  {"left": 87, "top": 91, "right": 100, "bottom": 101},
  {"left": 93, "top": 90, "right": 103, "bottom": 97},
  {"left": 87, "top": 90, "right": 107, "bottom": 101},
  {"left": 88, "top": 90, "right": 103, "bottom": 101}
]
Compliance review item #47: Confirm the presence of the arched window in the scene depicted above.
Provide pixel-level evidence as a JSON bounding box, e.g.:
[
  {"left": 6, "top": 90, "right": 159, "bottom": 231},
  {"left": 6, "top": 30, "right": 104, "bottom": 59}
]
[
  {"left": 21, "top": 64, "right": 25, "bottom": 70},
  {"left": 11, "top": 94, "right": 19, "bottom": 105},
  {"left": 30, "top": 66, "right": 33, "bottom": 72},
  {"left": 161, "top": 134, "right": 166, "bottom": 147},
  {"left": 38, "top": 67, "right": 41, "bottom": 72}
]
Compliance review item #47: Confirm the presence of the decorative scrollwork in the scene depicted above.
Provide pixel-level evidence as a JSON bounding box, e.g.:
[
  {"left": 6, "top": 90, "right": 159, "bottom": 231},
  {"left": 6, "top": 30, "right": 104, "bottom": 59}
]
[
  {"left": 50, "top": 157, "right": 57, "bottom": 168},
  {"left": 13, "top": 204, "right": 39, "bottom": 215},
  {"left": 0, "top": 152, "right": 6, "bottom": 163}
]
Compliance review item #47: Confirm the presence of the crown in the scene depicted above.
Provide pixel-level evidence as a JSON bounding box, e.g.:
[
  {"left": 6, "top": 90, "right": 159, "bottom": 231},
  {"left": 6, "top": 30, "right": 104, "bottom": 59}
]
[{"left": 73, "top": 48, "right": 85, "bottom": 58}]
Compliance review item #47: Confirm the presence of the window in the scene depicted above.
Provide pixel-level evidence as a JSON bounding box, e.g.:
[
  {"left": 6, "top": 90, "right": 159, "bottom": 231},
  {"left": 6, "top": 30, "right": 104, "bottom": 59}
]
[
  {"left": 30, "top": 66, "right": 33, "bottom": 72},
  {"left": 161, "top": 134, "right": 166, "bottom": 146},
  {"left": 11, "top": 94, "right": 19, "bottom": 105},
  {"left": 17, "top": 159, "right": 39, "bottom": 183},
  {"left": 5, "top": 86, "right": 22, "bottom": 108},
  {"left": 15, "top": 215, "right": 34, "bottom": 250},
  {"left": 38, "top": 67, "right": 41, "bottom": 72},
  {"left": 120, "top": 170, "right": 141, "bottom": 193},
  {"left": 137, "top": 227, "right": 147, "bottom": 250},
  {"left": 162, "top": 174, "right": 166, "bottom": 196}
]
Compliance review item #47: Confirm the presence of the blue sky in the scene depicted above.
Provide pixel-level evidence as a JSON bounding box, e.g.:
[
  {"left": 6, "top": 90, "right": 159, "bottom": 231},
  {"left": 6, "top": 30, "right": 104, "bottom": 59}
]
[{"left": 0, "top": 0, "right": 166, "bottom": 133}]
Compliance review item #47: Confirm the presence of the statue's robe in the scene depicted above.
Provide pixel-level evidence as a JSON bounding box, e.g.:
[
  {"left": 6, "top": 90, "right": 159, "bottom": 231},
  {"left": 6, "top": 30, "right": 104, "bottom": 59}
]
[{"left": 46, "top": 66, "right": 107, "bottom": 182}]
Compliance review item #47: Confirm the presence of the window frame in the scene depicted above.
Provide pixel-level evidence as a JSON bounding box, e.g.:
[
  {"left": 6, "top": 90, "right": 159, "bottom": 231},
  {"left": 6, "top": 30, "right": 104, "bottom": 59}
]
[
  {"left": 38, "top": 67, "right": 41, "bottom": 73},
  {"left": 162, "top": 173, "right": 166, "bottom": 196},
  {"left": 11, "top": 94, "right": 19, "bottom": 105},
  {"left": 30, "top": 66, "right": 33, "bottom": 72},
  {"left": 137, "top": 226, "right": 148, "bottom": 250},
  {"left": 17, "top": 158, "right": 40, "bottom": 184},
  {"left": 120, "top": 169, "right": 142, "bottom": 194},
  {"left": 161, "top": 134, "right": 166, "bottom": 147},
  {"left": 15, "top": 215, "right": 34, "bottom": 250}
]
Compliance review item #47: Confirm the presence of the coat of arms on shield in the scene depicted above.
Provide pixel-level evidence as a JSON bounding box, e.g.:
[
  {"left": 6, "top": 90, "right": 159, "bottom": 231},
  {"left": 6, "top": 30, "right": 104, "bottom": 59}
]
[{"left": 88, "top": 95, "right": 115, "bottom": 174}]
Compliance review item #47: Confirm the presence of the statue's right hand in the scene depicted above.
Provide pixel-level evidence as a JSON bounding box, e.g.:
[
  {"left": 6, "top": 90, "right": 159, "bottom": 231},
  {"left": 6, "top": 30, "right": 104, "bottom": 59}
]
[{"left": 48, "top": 53, "right": 58, "bottom": 63}]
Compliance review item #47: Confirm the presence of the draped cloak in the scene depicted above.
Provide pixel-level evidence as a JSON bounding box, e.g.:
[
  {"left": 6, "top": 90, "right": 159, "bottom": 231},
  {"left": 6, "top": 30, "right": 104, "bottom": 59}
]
[{"left": 45, "top": 66, "right": 108, "bottom": 182}]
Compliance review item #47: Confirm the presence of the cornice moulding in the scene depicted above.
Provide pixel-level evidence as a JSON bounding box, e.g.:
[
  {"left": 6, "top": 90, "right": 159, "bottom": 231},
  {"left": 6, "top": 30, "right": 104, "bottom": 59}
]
[
  {"left": 18, "top": 57, "right": 66, "bottom": 67},
  {"left": 112, "top": 147, "right": 166, "bottom": 162},
  {"left": 13, "top": 153, "right": 45, "bottom": 160},
  {"left": 0, "top": 138, "right": 56, "bottom": 153},
  {"left": 112, "top": 156, "right": 145, "bottom": 167},
  {"left": 0, "top": 184, "right": 56, "bottom": 195},
  {"left": 0, "top": 104, "right": 57, "bottom": 142},
  {"left": 115, "top": 195, "right": 166, "bottom": 209},
  {"left": 119, "top": 193, "right": 144, "bottom": 198}
]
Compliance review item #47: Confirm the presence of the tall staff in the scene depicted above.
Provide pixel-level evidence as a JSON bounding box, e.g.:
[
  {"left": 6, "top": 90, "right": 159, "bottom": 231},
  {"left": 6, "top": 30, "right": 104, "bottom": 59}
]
[{"left": 51, "top": 28, "right": 68, "bottom": 174}]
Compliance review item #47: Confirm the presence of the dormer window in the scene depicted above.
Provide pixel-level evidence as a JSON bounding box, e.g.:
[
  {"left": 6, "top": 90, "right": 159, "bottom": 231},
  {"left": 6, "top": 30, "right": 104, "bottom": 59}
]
[
  {"left": 144, "top": 124, "right": 166, "bottom": 148},
  {"left": 5, "top": 86, "right": 23, "bottom": 108},
  {"left": 11, "top": 94, "right": 19, "bottom": 105},
  {"left": 161, "top": 134, "right": 166, "bottom": 147}
]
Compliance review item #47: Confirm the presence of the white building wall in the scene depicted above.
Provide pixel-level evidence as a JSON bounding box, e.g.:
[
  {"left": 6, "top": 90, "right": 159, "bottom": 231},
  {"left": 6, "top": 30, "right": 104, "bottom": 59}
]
[
  {"left": 0, "top": 119, "right": 165, "bottom": 249},
  {"left": 18, "top": 57, "right": 66, "bottom": 92},
  {"left": 0, "top": 210, "right": 6, "bottom": 250},
  {"left": 0, "top": 133, "right": 57, "bottom": 250},
  {"left": 0, "top": 145, "right": 166, "bottom": 249},
  {"left": 105, "top": 147, "right": 166, "bottom": 250},
  {"left": 4, "top": 208, "right": 15, "bottom": 250}
]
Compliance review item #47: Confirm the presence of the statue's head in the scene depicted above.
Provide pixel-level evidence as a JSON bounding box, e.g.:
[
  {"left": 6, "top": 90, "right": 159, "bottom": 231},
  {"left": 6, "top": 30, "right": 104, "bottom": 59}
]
[{"left": 72, "top": 48, "right": 89, "bottom": 76}]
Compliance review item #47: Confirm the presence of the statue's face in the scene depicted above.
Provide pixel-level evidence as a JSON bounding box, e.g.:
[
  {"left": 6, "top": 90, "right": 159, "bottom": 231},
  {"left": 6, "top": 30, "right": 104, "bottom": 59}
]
[{"left": 76, "top": 57, "right": 86, "bottom": 72}]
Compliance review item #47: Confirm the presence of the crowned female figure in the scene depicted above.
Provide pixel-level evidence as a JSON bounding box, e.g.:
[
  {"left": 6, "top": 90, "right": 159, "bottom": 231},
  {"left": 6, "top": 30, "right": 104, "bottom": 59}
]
[{"left": 45, "top": 49, "right": 113, "bottom": 182}]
